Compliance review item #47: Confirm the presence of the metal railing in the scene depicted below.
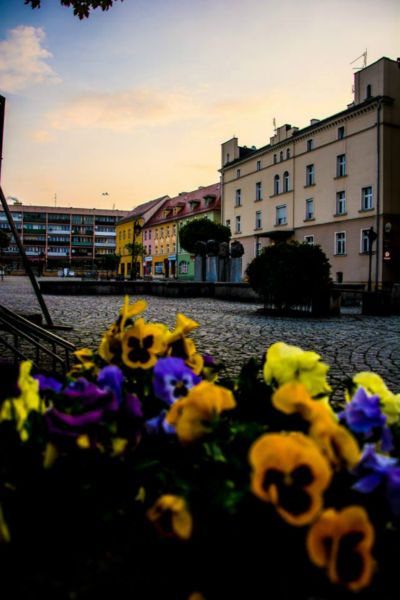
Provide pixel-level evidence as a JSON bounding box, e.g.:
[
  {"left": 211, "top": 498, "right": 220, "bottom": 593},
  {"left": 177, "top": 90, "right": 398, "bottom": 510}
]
[{"left": 0, "top": 304, "right": 76, "bottom": 374}]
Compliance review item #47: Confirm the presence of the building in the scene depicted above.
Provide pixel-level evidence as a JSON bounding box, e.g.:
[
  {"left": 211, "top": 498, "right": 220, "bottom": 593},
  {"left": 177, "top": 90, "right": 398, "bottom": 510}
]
[
  {"left": 144, "top": 183, "right": 221, "bottom": 279},
  {"left": 220, "top": 57, "right": 400, "bottom": 287},
  {"left": 0, "top": 203, "right": 129, "bottom": 273},
  {"left": 115, "top": 196, "right": 168, "bottom": 278}
]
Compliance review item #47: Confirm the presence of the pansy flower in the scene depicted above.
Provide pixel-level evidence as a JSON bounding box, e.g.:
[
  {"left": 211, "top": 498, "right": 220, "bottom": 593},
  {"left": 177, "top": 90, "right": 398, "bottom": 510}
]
[
  {"left": 0, "top": 361, "right": 45, "bottom": 441},
  {"left": 122, "top": 318, "right": 167, "bottom": 369},
  {"left": 339, "top": 387, "right": 392, "bottom": 451},
  {"left": 98, "top": 322, "right": 123, "bottom": 364},
  {"left": 272, "top": 382, "right": 336, "bottom": 423},
  {"left": 306, "top": 506, "right": 375, "bottom": 591},
  {"left": 264, "top": 342, "right": 331, "bottom": 397},
  {"left": 146, "top": 494, "right": 193, "bottom": 540},
  {"left": 249, "top": 432, "right": 332, "bottom": 526},
  {"left": 69, "top": 348, "right": 98, "bottom": 378},
  {"left": 352, "top": 444, "right": 400, "bottom": 516},
  {"left": 347, "top": 372, "right": 400, "bottom": 426},
  {"left": 153, "top": 357, "right": 201, "bottom": 406},
  {"left": 165, "top": 313, "right": 204, "bottom": 375},
  {"left": 309, "top": 417, "right": 361, "bottom": 470},
  {"left": 166, "top": 381, "right": 236, "bottom": 443},
  {"left": 119, "top": 296, "right": 147, "bottom": 331}
]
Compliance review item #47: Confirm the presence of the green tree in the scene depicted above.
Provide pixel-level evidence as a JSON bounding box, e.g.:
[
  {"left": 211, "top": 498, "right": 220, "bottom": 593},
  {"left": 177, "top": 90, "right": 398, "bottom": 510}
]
[
  {"left": 179, "top": 218, "right": 231, "bottom": 254},
  {"left": 24, "top": 0, "right": 124, "bottom": 19},
  {"left": 246, "top": 241, "right": 332, "bottom": 314}
]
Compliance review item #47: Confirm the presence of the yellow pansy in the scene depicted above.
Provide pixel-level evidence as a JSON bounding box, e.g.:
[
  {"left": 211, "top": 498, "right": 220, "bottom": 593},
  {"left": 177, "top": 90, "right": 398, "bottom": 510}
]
[
  {"left": 272, "top": 382, "right": 336, "bottom": 423},
  {"left": 309, "top": 418, "right": 361, "bottom": 470},
  {"left": 307, "top": 506, "right": 375, "bottom": 591},
  {"left": 166, "top": 381, "right": 236, "bottom": 443},
  {"left": 146, "top": 494, "right": 193, "bottom": 540},
  {"left": 119, "top": 296, "right": 147, "bottom": 331},
  {"left": 165, "top": 314, "right": 204, "bottom": 375},
  {"left": 249, "top": 432, "right": 332, "bottom": 526},
  {"left": 122, "top": 318, "right": 167, "bottom": 369},
  {"left": 348, "top": 372, "right": 400, "bottom": 425},
  {"left": 98, "top": 324, "right": 122, "bottom": 364},
  {"left": 0, "top": 361, "right": 44, "bottom": 441},
  {"left": 264, "top": 342, "right": 331, "bottom": 397}
]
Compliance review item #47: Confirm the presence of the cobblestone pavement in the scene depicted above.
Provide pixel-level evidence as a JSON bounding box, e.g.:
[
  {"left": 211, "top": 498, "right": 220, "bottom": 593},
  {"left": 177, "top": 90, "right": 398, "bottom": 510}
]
[{"left": 1, "top": 277, "right": 399, "bottom": 399}]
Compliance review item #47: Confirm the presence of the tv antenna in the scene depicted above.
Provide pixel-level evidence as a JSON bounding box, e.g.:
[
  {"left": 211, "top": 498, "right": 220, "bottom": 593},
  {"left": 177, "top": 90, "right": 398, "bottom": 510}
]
[
  {"left": 273, "top": 117, "right": 277, "bottom": 133},
  {"left": 351, "top": 49, "right": 367, "bottom": 70}
]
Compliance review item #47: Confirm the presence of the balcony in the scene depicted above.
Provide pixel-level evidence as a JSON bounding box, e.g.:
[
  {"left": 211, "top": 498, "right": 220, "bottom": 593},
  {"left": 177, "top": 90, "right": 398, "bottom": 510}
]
[
  {"left": 94, "top": 230, "right": 116, "bottom": 236},
  {"left": 71, "top": 241, "right": 93, "bottom": 247}
]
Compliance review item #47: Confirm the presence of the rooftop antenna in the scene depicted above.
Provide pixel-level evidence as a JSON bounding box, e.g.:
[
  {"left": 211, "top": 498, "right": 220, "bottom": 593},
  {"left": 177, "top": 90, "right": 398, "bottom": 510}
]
[
  {"left": 54, "top": 193, "right": 57, "bottom": 207},
  {"left": 273, "top": 117, "right": 277, "bottom": 133},
  {"left": 351, "top": 49, "right": 367, "bottom": 70}
]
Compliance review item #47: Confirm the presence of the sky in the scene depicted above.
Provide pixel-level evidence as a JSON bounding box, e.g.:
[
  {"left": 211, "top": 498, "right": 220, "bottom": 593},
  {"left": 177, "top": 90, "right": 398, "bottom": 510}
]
[{"left": 0, "top": 0, "right": 399, "bottom": 211}]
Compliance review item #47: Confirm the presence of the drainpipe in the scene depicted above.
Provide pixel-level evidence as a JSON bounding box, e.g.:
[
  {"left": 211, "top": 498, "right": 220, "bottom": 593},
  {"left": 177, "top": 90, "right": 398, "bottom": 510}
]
[{"left": 375, "top": 98, "right": 382, "bottom": 290}]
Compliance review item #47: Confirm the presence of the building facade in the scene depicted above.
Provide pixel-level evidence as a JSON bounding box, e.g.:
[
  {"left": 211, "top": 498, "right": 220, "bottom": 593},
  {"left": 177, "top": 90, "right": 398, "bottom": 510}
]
[
  {"left": 221, "top": 57, "right": 400, "bottom": 287},
  {"left": 115, "top": 196, "right": 169, "bottom": 278},
  {"left": 0, "top": 204, "right": 129, "bottom": 273},
  {"left": 144, "top": 183, "right": 221, "bottom": 279}
]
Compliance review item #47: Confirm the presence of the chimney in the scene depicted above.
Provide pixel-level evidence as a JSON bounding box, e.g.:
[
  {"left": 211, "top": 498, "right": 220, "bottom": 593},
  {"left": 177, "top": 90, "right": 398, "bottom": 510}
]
[{"left": 310, "top": 119, "right": 320, "bottom": 125}]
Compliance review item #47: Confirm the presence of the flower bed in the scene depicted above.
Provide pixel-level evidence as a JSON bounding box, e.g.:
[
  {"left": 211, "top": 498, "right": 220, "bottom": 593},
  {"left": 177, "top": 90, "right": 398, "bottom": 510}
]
[{"left": 0, "top": 298, "right": 399, "bottom": 599}]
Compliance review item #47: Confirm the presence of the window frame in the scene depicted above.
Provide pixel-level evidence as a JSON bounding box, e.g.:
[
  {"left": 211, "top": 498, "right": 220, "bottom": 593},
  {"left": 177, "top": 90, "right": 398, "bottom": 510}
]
[
  {"left": 361, "top": 186, "right": 373, "bottom": 210},
  {"left": 336, "top": 191, "right": 346, "bottom": 215},
  {"left": 305, "top": 198, "right": 314, "bottom": 220},
  {"left": 275, "top": 204, "right": 287, "bottom": 226},
  {"left": 255, "top": 210, "right": 262, "bottom": 230},
  {"left": 335, "top": 231, "right": 346, "bottom": 255},
  {"left": 337, "top": 154, "right": 346, "bottom": 177},
  {"left": 306, "top": 164, "right": 315, "bottom": 186}
]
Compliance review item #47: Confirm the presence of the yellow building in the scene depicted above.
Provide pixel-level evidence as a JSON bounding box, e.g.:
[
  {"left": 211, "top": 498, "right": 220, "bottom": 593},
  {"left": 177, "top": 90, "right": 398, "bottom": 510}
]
[{"left": 115, "top": 196, "right": 168, "bottom": 278}]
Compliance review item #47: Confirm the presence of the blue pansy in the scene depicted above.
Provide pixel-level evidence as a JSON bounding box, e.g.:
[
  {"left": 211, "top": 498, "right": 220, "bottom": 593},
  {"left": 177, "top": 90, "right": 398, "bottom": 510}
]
[
  {"left": 353, "top": 444, "right": 400, "bottom": 516},
  {"left": 98, "top": 365, "right": 124, "bottom": 405},
  {"left": 339, "top": 386, "right": 392, "bottom": 451},
  {"left": 153, "top": 357, "right": 200, "bottom": 406}
]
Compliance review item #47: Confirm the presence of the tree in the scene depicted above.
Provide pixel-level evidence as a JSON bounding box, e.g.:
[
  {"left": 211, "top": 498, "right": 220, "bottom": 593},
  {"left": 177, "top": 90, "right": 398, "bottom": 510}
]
[
  {"left": 179, "top": 218, "right": 231, "bottom": 255},
  {"left": 24, "top": 0, "right": 124, "bottom": 19},
  {"left": 97, "top": 253, "right": 120, "bottom": 277},
  {"left": 125, "top": 242, "right": 145, "bottom": 279},
  {"left": 246, "top": 241, "right": 332, "bottom": 314},
  {"left": 0, "top": 230, "right": 10, "bottom": 251}
]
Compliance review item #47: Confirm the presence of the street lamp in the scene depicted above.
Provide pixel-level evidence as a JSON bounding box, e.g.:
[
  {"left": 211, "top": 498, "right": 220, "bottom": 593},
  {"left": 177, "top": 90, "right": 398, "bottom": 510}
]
[
  {"left": 130, "top": 220, "right": 142, "bottom": 280},
  {"left": 367, "top": 226, "right": 378, "bottom": 292}
]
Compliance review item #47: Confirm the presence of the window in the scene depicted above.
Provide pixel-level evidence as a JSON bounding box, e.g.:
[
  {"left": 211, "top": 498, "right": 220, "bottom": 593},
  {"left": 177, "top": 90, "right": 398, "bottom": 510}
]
[
  {"left": 160, "top": 227, "right": 164, "bottom": 238},
  {"left": 280, "top": 151, "right": 283, "bottom": 161},
  {"left": 226, "top": 153, "right": 230, "bottom": 163},
  {"left": 149, "top": 230, "right": 152, "bottom": 240},
  {"left": 235, "top": 215, "right": 241, "bottom": 233},
  {"left": 336, "top": 191, "right": 346, "bottom": 215},
  {"left": 144, "top": 230, "right": 147, "bottom": 240},
  {"left": 236, "top": 169, "right": 241, "bottom": 178},
  {"left": 226, "top": 219, "right": 231, "bottom": 228},
  {"left": 361, "top": 229, "right": 371, "bottom": 254},
  {"left": 361, "top": 186, "right": 373, "bottom": 210},
  {"left": 166, "top": 226, "right": 170, "bottom": 236},
  {"left": 274, "top": 174, "right": 280, "bottom": 195},
  {"left": 256, "top": 160, "right": 261, "bottom": 171},
  {"left": 255, "top": 210, "right": 262, "bottom": 229},
  {"left": 338, "top": 126, "right": 345, "bottom": 140},
  {"left": 273, "top": 154, "right": 277, "bottom": 164},
  {"left": 276, "top": 205, "right": 287, "bottom": 225},
  {"left": 235, "top": 189, "right": 242, "bottom": 207},
  {"left": 305, "top": 198, "right": 314, "bottom": 220},
  {"left": 148, "top": 245, "right": 151, "bottom": 255},
  {"left": 304, "top": 235, "right": 314, "bottom": 245},
  {"left": 286, "top": 148, "right": 291, "bottom": 159},
  {"left": 366, "top": 84, "right": 372, "bottom": 98},
  {"left": 337, "top": 154, "right": 346, "bottom": 177},
  {"left": 283, "top": 171, "right": 290, "bottom": 193},
  {"left": 335, "top": 232, "right": 346, "bottom": 255},
  {"left": 256, "top": 182, "right": 262, "bottom": 201},
  {"left": 255, "top": 240, "right": 262, "bottom": 256},
  {"left": 306, "top": 164, "right": 315, "bottom": 186},
  {"left": 307, "top": 139, "right": 314, "bottom": 152},
  {"left": 166, "top": 244, "right": 170, "bottom": 253}
]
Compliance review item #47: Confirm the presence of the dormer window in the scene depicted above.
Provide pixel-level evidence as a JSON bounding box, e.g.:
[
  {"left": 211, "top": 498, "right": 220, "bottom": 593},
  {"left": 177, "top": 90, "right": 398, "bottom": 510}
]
[
  {"left": 366, "top": 84, "right": 372, "bottom": 99},
  {"left": 189, "top": 200, "right": 200, "bottom": 211}
]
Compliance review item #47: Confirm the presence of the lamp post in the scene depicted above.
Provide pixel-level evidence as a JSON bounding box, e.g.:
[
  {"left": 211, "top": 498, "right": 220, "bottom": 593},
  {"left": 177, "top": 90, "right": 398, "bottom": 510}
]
[
  {"left": 130, "top": 220, "right": 142, "bottom": 280},
  {"left": 367, "top": 226, "right": 378, "bottom": 292}
]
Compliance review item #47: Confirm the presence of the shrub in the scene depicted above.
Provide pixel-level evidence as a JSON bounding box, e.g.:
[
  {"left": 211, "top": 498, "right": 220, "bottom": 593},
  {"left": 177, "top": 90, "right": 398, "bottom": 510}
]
[{"left": 246, "top": 241, "right": 332, "bottom": 313}]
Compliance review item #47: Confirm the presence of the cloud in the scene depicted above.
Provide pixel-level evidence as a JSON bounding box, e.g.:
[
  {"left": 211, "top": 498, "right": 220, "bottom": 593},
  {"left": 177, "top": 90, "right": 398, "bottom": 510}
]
[
  {"left": 30, "top": 129, "right": 53, "bottom": 143},
  {"left": 0, "top": 26, "right": 61, "bottom": 93},
  {"left": 47, "top": 87, "right": 271, "bottom": 133},
  {"left": 49, "top": 88, "right": 201, "bottom": 132}
]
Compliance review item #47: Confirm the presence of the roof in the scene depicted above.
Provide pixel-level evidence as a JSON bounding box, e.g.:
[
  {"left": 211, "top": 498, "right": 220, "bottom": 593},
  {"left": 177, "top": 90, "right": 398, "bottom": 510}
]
[
  {"left": 221, "top": 95, "right": 391, "bottom": 170},
  {"left": 118, "top": 196, "right": 169, "bottom": 225},
  {"left": 146, "top": 183, "right": 221, "bottom": 227}
]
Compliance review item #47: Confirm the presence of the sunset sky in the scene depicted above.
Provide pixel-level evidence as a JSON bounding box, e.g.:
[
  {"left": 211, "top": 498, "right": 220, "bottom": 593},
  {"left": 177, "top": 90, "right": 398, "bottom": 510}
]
[{"left": 0, "top": 0, "right": 399, "bottom": 211}]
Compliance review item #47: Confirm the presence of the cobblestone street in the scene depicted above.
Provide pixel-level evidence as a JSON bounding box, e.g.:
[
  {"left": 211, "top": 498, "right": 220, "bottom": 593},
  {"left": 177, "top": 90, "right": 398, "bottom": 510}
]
[{"left": 1, "top": 277, "right": 399, "bottom": 399}]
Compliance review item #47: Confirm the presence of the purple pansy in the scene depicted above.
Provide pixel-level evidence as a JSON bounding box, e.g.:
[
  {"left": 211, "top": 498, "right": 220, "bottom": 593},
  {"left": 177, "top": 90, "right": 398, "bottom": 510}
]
[
  {"left": 35, "top": 374, "right": 63, "bottom": 394},
  {"left": 353, "top": 444, "right": 400, "bottom": 516},
  {"left": 145, "top": 410, "right": 176, "bottom": 436},
  {"left": 153, "top": 357, "right": 200, "bottom": 406},
  {"left": 339, "top": 386, "right": 393, "bottom": 451},
  {"left": 97, "top": 365, "right": 124, "bottom": 405}
]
